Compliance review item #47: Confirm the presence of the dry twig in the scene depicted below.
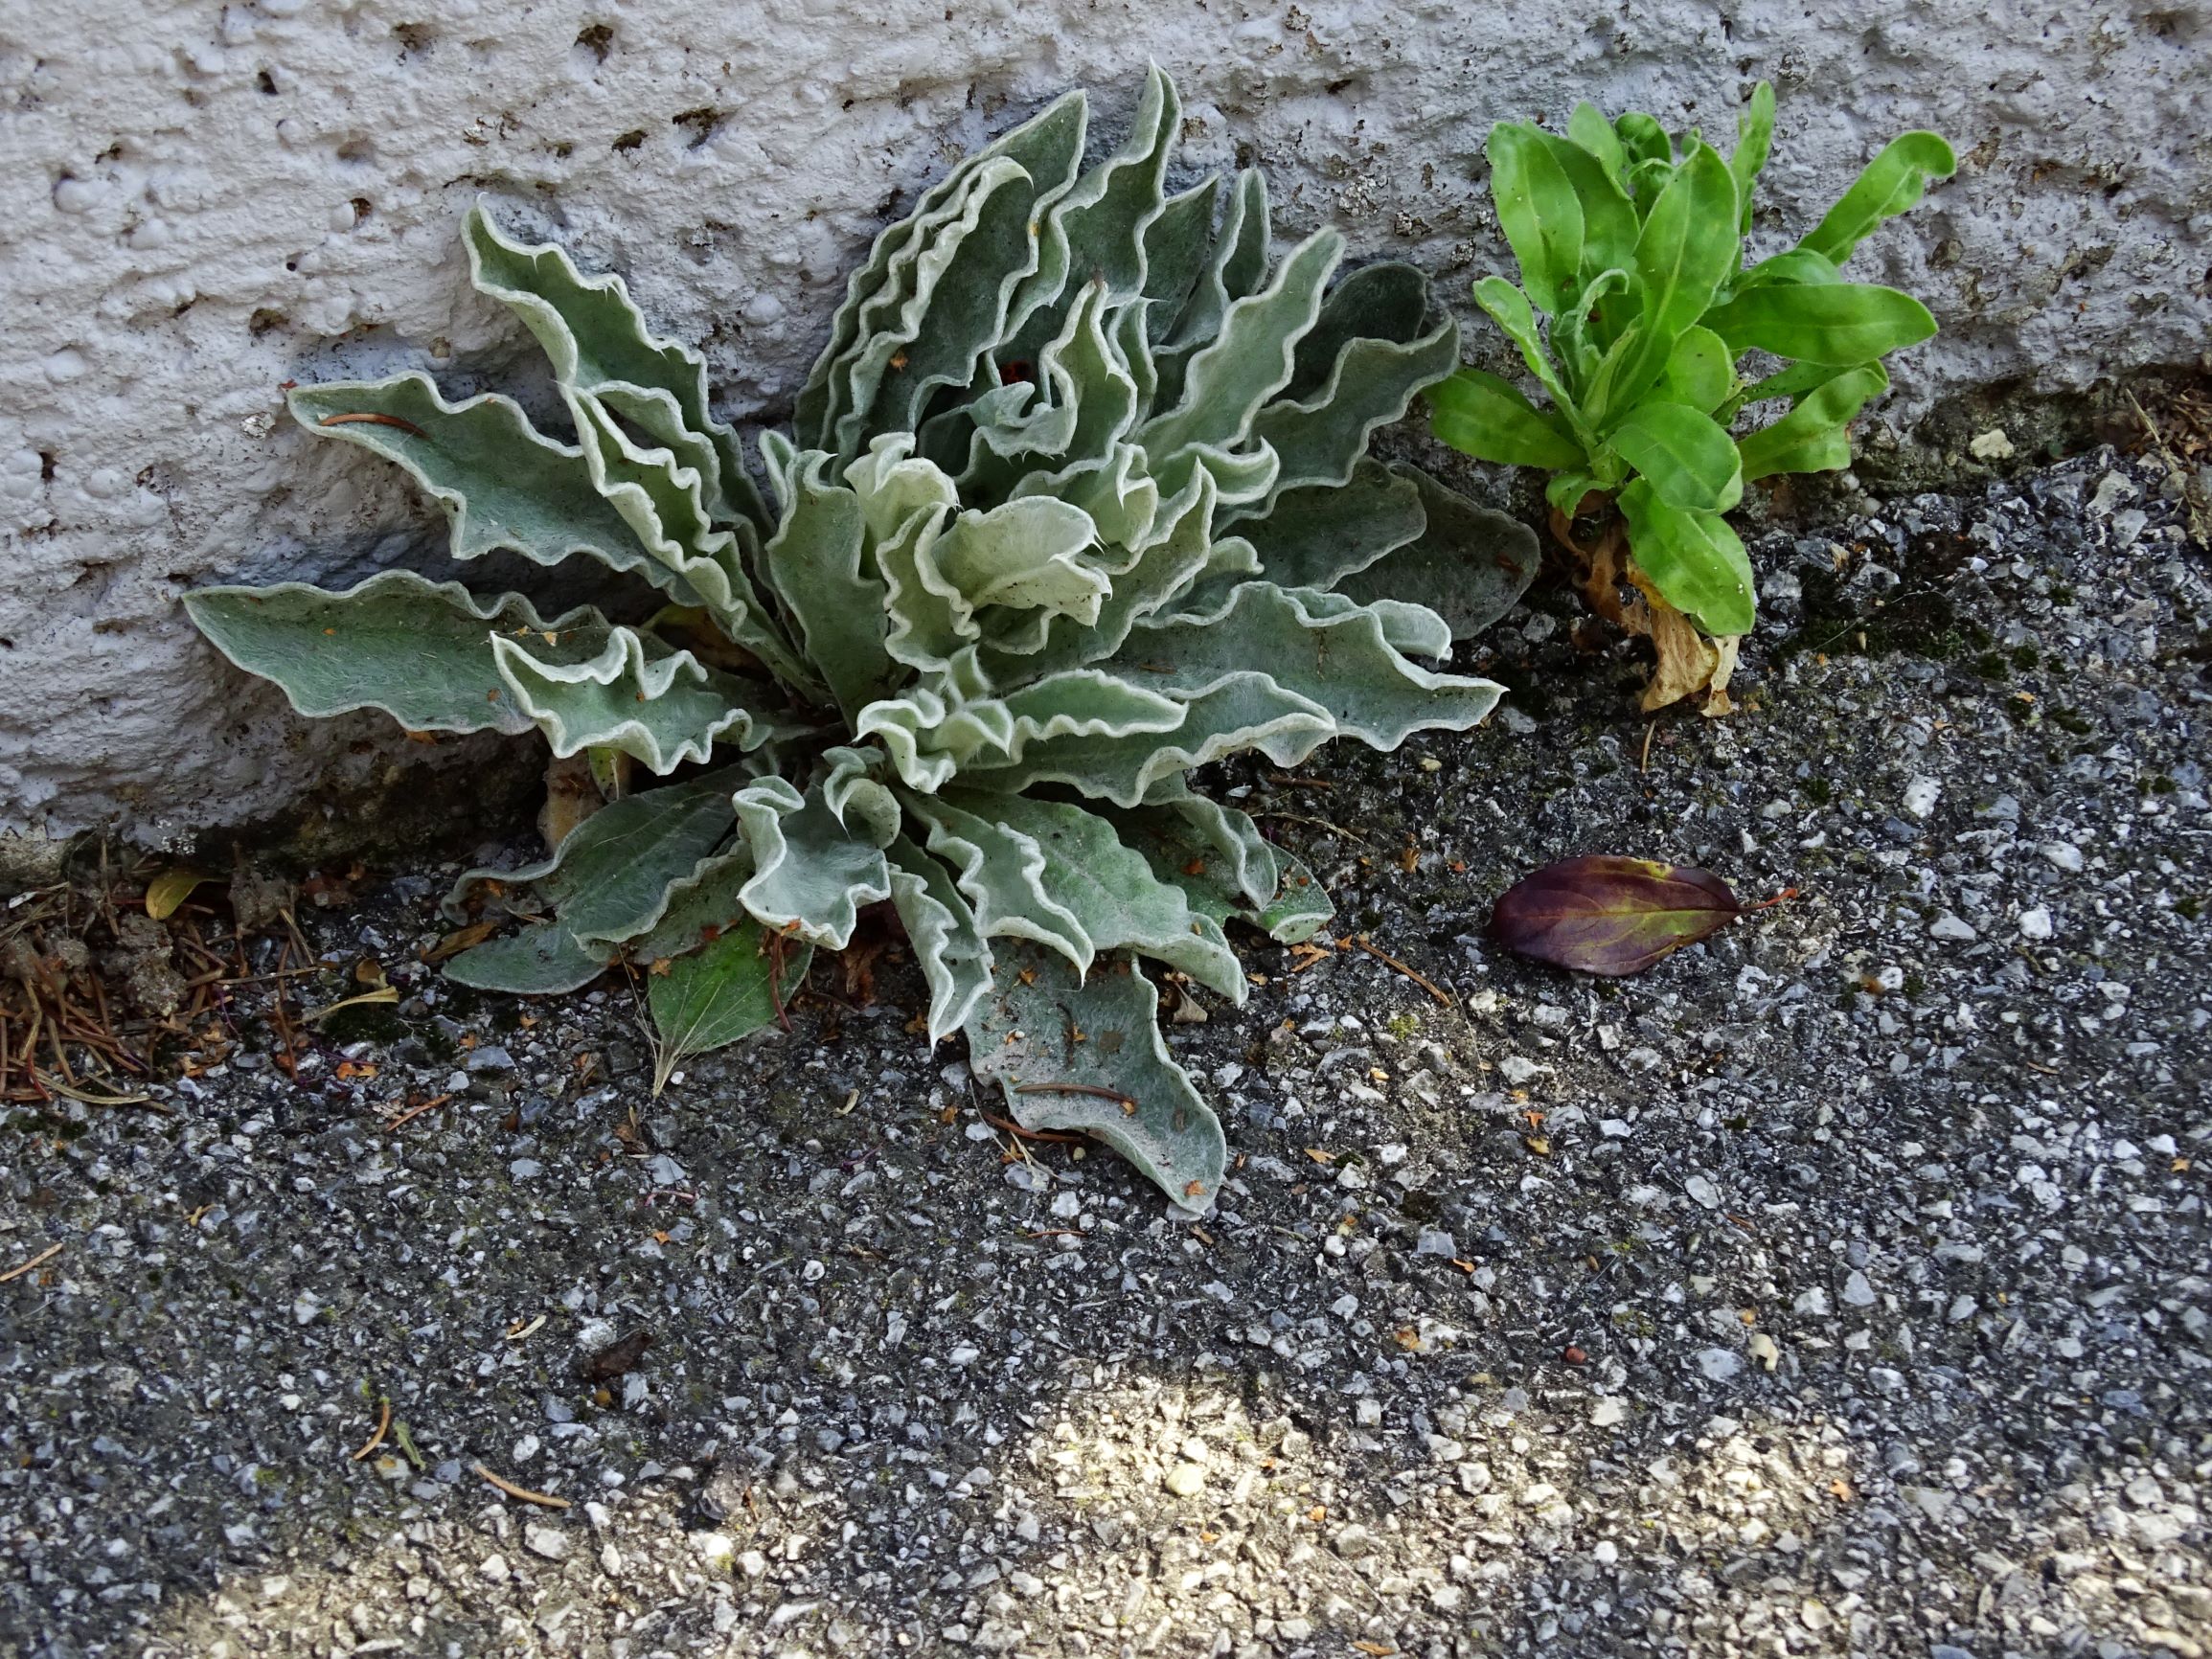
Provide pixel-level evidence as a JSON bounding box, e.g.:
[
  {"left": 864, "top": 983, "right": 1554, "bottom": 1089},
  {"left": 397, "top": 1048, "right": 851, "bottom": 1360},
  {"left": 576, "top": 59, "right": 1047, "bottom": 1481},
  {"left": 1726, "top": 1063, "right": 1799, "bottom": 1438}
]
[
  {"left": 350, "top": 1398, "right": 392, "bottom": 1462},
  {"left": 0, "top": 1242, "right": 63, "bottom": 1284},
  {"left": 1253, "top": 810, "right": 1374, "bottom": 848},
  {"left": 382, "top": 1092, "right": 454, "bottom": 1133},
  {"left": 471, "top": 1462, "right": 571, "bottom": 1510},
  {"left": 1014, "top": 1080, "right": 1135, "bottom": 1108},
  {"left": 977, "top": 1107, "right": 1089, "bottom": 1146},
  {"left": 1352, "top": 936, "right": 1454, "bottom": 1008},
  {"left": 31, "top": 1071, "right": 169, "bottom": 1112}
]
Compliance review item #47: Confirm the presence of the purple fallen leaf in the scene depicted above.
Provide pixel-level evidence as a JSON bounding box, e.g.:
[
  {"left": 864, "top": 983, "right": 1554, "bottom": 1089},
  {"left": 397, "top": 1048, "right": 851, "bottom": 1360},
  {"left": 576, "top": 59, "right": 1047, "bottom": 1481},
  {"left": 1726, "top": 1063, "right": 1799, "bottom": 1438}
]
[{"left": 1491, "top": 855, "right": 1743, "bottom": 976}]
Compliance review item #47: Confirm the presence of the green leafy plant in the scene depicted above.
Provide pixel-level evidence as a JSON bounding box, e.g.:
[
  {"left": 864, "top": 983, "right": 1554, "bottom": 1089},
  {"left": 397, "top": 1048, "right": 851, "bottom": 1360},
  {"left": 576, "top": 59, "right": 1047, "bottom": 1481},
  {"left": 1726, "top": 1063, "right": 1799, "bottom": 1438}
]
[
  {"left": 186, "top": 69, "right": 1538, "bottom": 1210},
  {"left": 1429, "top": 83, "right": 1954, "bottom": 710}
]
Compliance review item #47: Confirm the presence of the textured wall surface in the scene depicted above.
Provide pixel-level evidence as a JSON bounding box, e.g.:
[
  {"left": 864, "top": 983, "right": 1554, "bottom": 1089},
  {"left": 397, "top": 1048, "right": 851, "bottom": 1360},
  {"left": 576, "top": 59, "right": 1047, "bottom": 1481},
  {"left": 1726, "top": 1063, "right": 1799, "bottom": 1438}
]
[{"left": 2, "top": 0, "right": 2206, "bottom": 842}]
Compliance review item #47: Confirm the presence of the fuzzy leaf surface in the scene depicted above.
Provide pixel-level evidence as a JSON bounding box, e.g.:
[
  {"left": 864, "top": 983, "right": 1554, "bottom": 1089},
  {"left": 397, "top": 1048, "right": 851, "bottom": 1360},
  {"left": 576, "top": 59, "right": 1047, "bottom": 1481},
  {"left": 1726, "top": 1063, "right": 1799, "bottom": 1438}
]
[
  {"left": 734, "top": 777, "right": 894, "bottom": 951},
  {"left": 796, "top": 92, "right": 1086, "bottom": 447},
  {"left": 1002, "top": 64, "right": 1178, "bottom": 360},
  {"left": 464, "top": 207, "right": 764, "bottom": 528},
  {"left": 1232, "top": 460, "right": 1428, "bottom": 591},
  {"left": 1099, "top": 795, "right": 1330, "bottom": 943},
  {"left": 1257, "top": 852, "right": 1335, "bottom": 943},
  {"left": 187, "top": 572, "right": 611, "bottom": 738},
  {"left": 1141, "top": 229, "right": 1342, "bottom": 481},
  {"left": 1337, "top": 469, "right": 1541, "bottom": 642},
  {"left": 1251, "top": 296, "right": 1459, "bottom": 500},
  {"left": 1119, "top": 580, "right": 1504, "bottom": 753},
  {"left": 759, "top": 455, "right": 891, "bottom": 719},
  {"left": 886, "top": 835, "right": 994, "bottom": 1044},
  {"left": 1154, "top": 169, "right": 1270, "bottom": 408},
  {"left": 490, "top": 627, "right": 782, "bottom": 773},
  {"left": 287, "top": 378, "right": 681, "bottom": 596},
  {"left": 966, "top": 942, "right": 1226, "bottom": 1211},
  {"left": 629, "top": 849, "right": 758, "bottom": 965},
  {"left": 907, "top": 789, "right": 1244, "bottom": 998},
  {"left": 444, "top": 922, "right": 612, "bottom": 995},
  {"left": 443, "top": 769, "right": 741, "bottom": 960}
]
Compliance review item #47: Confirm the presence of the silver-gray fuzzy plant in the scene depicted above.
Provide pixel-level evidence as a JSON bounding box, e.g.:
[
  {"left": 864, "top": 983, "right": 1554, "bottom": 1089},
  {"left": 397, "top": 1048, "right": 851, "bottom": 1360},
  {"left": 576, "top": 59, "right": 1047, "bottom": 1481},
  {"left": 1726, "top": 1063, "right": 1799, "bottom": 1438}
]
[{"left": 187, "top": 69, "right": 1537, "bottom": 1210}]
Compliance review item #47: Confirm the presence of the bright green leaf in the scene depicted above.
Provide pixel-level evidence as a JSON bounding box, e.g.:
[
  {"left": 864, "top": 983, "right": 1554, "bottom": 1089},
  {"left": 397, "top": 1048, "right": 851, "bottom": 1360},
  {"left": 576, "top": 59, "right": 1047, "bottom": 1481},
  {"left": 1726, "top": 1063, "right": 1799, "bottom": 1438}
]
[
  {"left": 1728, "top": 82, "right": 1776, "bottom": 232},
  {"left": 1551, "top": 267, "right": 1634, "bottom": 388},
  {"left": 1704, "top": 283, "right": 1937, "bottom": 365},
  {"left": 1487, "top": 122, "right": 1585, "bottom": 316},
  {"left": 1545, "top": 470, "right": 1608, "bottom": 518},
  {"left": 1737, "top": 362, "right": 1889, "bottom": 480},
  {"left": 1625, "top": 154, "right": 1677, "bottom": 214},
  {"left": 1605, "top": 401, "right": 1745, "bottom": 513},
  {"left": 1427, "top": 369, "right": 1585, "bottom": 468},
  {"left": 1568, "top": 102, "right": 1629, "bottom": 188},
  {"left": 1616, "top": 478, "right": 1755, "bottom": 636},
  {"left": 1653, "top": 326, "right": 1735, "bottom": 413},
  {"left": 1471, "top": 277, "right": 1587, "bottom": 441},
  {"left": 1603, "top": 142, "right": 1739, "bottom": 413},
  {"left": 1802, "top": 132, "right": 1957, "bottom": 267},
  {"left": 1614, "top": 112, "right": 1673, "bottom": 168},
  {"left": 1737, "top": 358, "right": 1856, "bottom": 404},
  {"left": 1729, "top": 247, "right": 1841, "bottom": 294}
]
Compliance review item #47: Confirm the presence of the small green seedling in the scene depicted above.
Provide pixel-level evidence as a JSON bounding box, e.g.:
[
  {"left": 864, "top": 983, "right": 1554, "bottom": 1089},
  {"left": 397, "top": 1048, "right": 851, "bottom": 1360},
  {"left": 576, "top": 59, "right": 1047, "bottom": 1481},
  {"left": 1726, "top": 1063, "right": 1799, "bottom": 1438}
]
[{"left": 1430, "top": 83, "right": 1954, "bottom": 709}]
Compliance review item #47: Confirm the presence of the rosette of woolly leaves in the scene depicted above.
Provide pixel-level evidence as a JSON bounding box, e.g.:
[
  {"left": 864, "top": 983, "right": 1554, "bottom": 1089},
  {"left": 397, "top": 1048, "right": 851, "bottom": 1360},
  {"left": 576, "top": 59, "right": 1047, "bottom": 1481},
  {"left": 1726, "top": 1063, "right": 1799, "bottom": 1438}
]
[{"left": 185, "top": 66, "right": 1538, "bottom": 1211}]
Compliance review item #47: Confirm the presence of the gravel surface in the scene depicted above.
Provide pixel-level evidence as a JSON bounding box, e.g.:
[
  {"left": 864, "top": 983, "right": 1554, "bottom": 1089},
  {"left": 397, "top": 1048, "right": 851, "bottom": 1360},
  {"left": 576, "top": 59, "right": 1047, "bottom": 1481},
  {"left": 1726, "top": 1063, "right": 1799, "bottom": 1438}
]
[{"left": 3, "top": 446, "right": 2208, "bottom": 1659}]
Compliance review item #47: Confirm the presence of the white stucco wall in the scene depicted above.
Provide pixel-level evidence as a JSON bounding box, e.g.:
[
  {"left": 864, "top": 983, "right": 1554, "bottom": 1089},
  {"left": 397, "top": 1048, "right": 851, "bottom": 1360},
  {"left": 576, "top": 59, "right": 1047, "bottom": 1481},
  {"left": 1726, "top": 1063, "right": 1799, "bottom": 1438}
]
[{"left": 3, "top": 0, "right": 2206, "bottom": 843}]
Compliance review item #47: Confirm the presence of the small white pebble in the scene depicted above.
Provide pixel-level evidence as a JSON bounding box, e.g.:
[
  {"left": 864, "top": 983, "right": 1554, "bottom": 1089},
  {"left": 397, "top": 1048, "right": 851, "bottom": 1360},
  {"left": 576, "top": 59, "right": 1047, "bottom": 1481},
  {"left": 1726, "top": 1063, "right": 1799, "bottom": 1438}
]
[{"left": 1695, "top": 1347, "right": 1742, "bottom": 1381}]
